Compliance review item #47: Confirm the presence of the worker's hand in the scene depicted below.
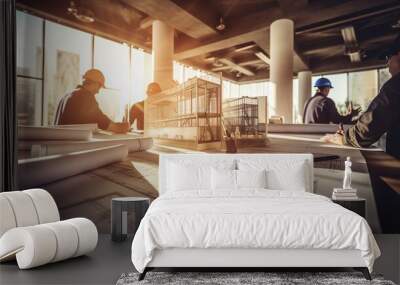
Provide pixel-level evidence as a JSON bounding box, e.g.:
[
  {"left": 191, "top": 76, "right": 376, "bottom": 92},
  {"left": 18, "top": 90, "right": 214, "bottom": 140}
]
[
  {"left": 347, "top": 102, "right": 360, "bottom": 117},
  {"left": 321, "top": 133, "right": 345, "bottom": 145},
  {"left": 108, "top": 122, "right": 130, "bottom": 134}
]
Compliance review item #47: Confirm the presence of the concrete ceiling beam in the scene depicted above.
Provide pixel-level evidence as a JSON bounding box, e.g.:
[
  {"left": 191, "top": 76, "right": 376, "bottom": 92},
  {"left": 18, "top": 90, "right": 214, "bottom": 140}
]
[
  {"left": 211, "top": 59, "right": 264, "bottom": 72},
  {"left": 218, "top": 58, "right": 255, "bottom": 76},
  {"left": 174, "top": 28, "right": 267, "bottom": 60},
  {"left": 139, "top": 17, "right": 153, "bottom": 30},
  {"left": 122, "top": 0, "right": 218, "bottom": 39}
]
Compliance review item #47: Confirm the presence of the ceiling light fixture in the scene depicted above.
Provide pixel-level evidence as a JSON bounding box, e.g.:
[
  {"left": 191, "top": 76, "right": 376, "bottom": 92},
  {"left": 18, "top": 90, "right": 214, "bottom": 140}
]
[
  {"left": 67, "top": 1, "right": 95, "bottom": 23},
  {"left": 341, "top": 26, "right": 357, "bottom": 45},
  {"left": 216, "top": 17, "right": 226, "bottom": 31},
  {"left": 341, "top": 26, "right": 361, "bottom": 63}
]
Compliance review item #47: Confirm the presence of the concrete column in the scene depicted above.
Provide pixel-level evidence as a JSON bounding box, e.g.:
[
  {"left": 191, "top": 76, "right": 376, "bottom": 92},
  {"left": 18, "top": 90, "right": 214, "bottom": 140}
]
[
  {"left": 298, "top": 70, "right": 312, "bottom": 122},
  {"left": 269, "top": 19, "right": 294, "bottom": 123},
  {"left": 152, "top": 20, "right": 175, "bottom": 90}
]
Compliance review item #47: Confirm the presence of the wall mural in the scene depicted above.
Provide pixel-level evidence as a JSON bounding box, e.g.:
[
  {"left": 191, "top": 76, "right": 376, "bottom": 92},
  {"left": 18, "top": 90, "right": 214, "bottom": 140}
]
[{"left": 13, "top": 12, "right": 400, "bottom": 236}]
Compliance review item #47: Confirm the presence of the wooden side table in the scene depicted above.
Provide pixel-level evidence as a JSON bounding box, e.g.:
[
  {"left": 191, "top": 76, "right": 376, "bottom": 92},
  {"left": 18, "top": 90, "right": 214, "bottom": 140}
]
[
  {"left": 111, "top": 197, "right": 150, "bottom": 242},
  {"left": 332, "top": 198, "right": 366, "bottom": 218}
]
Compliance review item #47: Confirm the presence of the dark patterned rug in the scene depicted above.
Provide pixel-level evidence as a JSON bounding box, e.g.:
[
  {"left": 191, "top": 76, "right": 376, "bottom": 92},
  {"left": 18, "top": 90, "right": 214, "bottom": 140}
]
[{"left": 116, "top": 271, "right": 396, "bottom": 285}]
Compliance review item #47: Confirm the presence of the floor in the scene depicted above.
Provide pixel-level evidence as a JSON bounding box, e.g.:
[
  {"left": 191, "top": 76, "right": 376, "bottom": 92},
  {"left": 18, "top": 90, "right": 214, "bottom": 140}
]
[
  {"left": 0, "top": 234, "right": 134, "bottom": 285},
  {"left": 1, "top": 235, "right": 399, "bottom": 285}
]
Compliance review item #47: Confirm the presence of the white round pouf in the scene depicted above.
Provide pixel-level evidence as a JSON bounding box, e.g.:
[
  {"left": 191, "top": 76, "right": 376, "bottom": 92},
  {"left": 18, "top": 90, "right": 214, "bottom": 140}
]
[
  {"left": 65, "top": 218, "right": 98, "bottom": 257},
  {"left": 0, "top": 196, "right": 17, "bottom": 237},
  {"left": 24, "top": 189, "right": 60, "bottom": 223},
  {"left": 1, "top": 191, "right": 39, "bottom": 227},
  {"left": 42, "top": 221, "right": 79, "bottom": 262}
]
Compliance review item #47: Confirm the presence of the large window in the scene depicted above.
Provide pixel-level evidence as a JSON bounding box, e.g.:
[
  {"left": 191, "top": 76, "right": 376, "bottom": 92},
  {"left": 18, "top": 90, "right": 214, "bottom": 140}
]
[
  {"left": 16, "top": 11, "right": 43, "bottom": 126},
  {"left": 311, "top": 69, "right": 388, "bottom": 116},
  {"left": 18, "top": 10, "right": 156, "bottom": 126},
  {"left": 44, "top": 21, "right": 92, "bottom": 125}
]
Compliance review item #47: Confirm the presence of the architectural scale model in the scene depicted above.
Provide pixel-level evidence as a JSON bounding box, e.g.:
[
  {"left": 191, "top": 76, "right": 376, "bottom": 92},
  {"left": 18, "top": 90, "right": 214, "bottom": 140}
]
[{"left": 145, "top": 77, "right": 222, "bottom": 149}]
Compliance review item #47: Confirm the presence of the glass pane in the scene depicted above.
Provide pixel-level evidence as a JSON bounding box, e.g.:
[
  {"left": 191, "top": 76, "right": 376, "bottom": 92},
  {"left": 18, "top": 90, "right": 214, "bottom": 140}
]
[
  {"left": 16, "top": 11, "right": 43, "bottom": 78},
  {"left": 44, "top": 21, "right": 92, "bottom": 125},
  {"left": 131, "top": 48, "right": 153, "bottom": 103},
  {"left": 292, "top": 78, "right": 300, "bottom": 123},
  {"left": 378, "top": 68, "right": 391, "bottom": 90},
  {"left": 222, "top": 81, "right": 231, "bottom": 100},
  {"left": 231, "top": 82, "right": 240, "bottom": 98},
  {"left": 348, "top": 70, "right": 378, "bottom": 111},
  {"left": 16, "top": 77, "right": 42, "bottom": 126},
  {"left": 94, "top": 36, "right": 130, "bottom": 122}
]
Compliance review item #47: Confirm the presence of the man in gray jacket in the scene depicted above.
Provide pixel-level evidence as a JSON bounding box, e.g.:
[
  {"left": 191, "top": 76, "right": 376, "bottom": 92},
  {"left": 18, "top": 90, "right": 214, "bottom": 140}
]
[
  {"left": 303, "top": 77, "right": 358, "bottom": 124},
  {"left": 323, "top": 35, "right": 400, "bottom": 159}
]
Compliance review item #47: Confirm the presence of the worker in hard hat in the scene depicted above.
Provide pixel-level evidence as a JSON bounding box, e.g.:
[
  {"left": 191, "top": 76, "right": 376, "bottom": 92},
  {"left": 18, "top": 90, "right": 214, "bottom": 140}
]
[
  {"left": 126, "top": 82, "right": 161, "bottom": 130},
  {"left": 322, "top": 34, "right": 400, "bottom": 159},
  {"left": 146, "top": 82, "right": 161, "bottom": 96},
  {"left": 54, "top": 69, "right": 130, "bottom": 133},
  {"left": 303, "top": 77, "right": 359, "bottom": 124}
]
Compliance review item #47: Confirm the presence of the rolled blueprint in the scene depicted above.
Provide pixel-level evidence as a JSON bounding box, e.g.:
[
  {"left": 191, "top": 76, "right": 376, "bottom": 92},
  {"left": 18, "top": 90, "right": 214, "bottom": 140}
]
[
  {"left": 18, "top": 144, "right": 128, "bottom": 188},
  {"left": 18, "top": 126, "right": 92, "bottom": 141},
  {"left": 19, "top": 137, "right": 153, "bottom": 156},
  {"left": 51, "top": 124, "right": 98, "bottom": 132}
]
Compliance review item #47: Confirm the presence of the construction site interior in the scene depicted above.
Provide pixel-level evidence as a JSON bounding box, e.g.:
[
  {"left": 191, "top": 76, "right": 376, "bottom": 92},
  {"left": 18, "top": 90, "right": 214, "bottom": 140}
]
[{"left": 9, "top": 0, "right": 400, "bottom": 260}]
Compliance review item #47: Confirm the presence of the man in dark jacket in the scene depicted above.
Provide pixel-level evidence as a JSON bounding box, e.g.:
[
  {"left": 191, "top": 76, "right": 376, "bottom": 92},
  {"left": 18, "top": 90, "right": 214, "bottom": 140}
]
[
  {"left": 127, "top": 82, "right": 162, "bottom": 130},
  {"left": 322, "top": 36, "right": 400, "bottom": 159},
  {"left": 303, "top": 77, "right": 359, "bottom": 124},
  {"left": 54, "top": 69, "right": 129, "bottom": 133}
]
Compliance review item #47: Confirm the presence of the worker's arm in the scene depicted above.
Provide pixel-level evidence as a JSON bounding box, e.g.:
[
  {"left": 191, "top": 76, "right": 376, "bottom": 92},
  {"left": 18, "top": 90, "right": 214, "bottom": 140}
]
[
  {"left": 107, "top": 122, "right": 130, "bottom": 134},
  {"left": 344, "top": 85, "right": 399, "bottom": 148},
  {"left": 325, "top": 99, "right": 355, "bottom": 124},
  {"left": 89, "top": 98, "right": 129, "bottom": 133}
]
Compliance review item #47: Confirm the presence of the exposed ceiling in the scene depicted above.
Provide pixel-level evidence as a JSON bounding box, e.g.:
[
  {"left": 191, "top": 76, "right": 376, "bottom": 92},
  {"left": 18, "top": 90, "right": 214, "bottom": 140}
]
[{"left": 17, "top": 0, "right": 400, "bottom": 82}]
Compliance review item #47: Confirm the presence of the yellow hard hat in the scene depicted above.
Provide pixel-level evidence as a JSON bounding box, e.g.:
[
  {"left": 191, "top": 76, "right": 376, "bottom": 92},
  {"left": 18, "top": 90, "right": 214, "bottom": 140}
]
[{"left": 83, "top": 69, "right": 105, "bottom": 87}]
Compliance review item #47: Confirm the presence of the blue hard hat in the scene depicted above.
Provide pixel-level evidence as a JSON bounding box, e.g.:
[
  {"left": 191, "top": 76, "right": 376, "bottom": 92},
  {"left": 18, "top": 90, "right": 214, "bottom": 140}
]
[{"left": 314, "top": 77, "right": 333, "bottom": 89}]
